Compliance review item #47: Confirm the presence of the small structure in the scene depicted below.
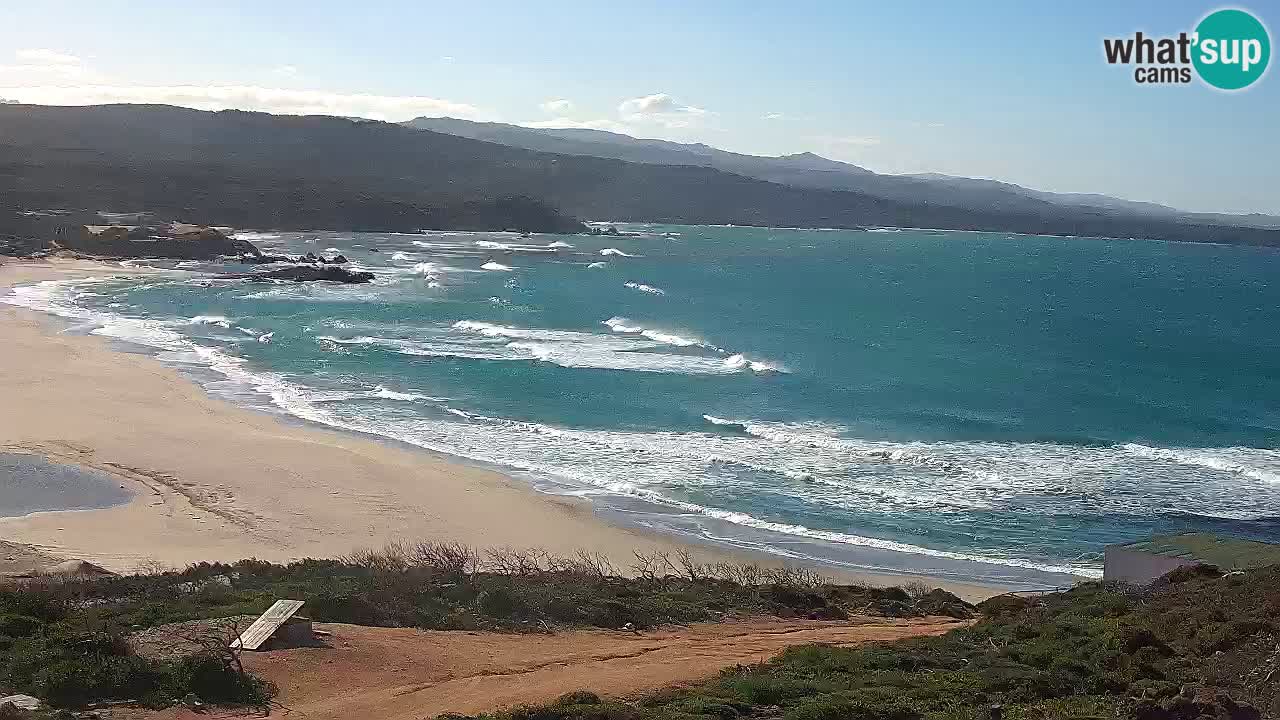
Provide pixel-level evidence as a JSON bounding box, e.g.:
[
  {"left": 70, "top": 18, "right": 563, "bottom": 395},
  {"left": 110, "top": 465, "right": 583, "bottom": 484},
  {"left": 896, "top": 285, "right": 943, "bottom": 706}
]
[
  {"left": 1104, "top": 532, "right": 1280, "bottom": 585},
  {"left": 232, "top": 599, "right": 311, "bottom": 651}
]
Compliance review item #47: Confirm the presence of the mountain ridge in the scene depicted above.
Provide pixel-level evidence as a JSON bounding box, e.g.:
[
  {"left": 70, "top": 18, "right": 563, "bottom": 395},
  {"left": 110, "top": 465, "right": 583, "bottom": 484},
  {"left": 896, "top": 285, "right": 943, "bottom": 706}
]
[
  {"left": 407, "top": 116, "right": 1280, "bottom": 229},
  {"left": 0, "top": 104, "right": 1276, "bottom": 247}
]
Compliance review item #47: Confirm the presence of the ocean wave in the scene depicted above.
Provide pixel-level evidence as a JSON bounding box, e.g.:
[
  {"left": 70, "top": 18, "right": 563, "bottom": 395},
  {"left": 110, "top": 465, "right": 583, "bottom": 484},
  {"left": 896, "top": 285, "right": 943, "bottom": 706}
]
[
  {"left": 546, "top": 241, "right": 574, "bottom": 248},
  {"left": 600, "top": 248, "right": 636, "bottom": 257},
  {"left": 411, "top": 262, "right": 442, "bottom": 279},
  {"left": 372, "top": 385, "right": 445, "bottom": 402},
  {"left": 390, "top": 251, "right": 417, "bottom": 261},
  {"left": 624, "top": 282, "right": 665, "bottom": 295},
  {"left": 601, "top": 316, "right": 704, "bottom": 347},
  {"left": 1121, "top": 443, "right": 1280, "bottom": 484},
  {"left": 231, "top": 231, "right": 282, "bottom": 241},
  {"left": 587, "top": 262, "right": 608, "bottom": 269},
  {"left": 448, "top": 321, "right": 759, "bottom": 374},
  {"left": 187, "top": 315, "right": 232, "bottom": 328},
  {"left": 703, "top": 414, "right": 749, "bottom": 431},
  {"left": 481, "top": 261, "right": 514, "bottom": 271},
  {"left": 723, "top": 354, "right": 785, "bottom": 374}
]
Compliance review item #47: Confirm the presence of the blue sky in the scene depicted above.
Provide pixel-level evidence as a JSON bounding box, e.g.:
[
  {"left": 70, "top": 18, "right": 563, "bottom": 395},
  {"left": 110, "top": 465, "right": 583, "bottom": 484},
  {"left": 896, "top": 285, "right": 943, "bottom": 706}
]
[{"left": 1, "top": 1, "right": 1276, "bottom": 214}]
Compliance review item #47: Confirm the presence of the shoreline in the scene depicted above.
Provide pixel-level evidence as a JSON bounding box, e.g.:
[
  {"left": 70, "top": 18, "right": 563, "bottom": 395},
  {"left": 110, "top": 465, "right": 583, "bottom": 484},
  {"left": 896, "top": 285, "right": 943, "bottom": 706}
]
[{"left": 0, "top": 258, "right": 1027, "bottom": 601}]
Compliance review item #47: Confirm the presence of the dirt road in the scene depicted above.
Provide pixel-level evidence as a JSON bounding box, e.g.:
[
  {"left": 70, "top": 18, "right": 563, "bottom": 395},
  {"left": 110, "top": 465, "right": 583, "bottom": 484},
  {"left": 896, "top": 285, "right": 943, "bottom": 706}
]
[{"left": 115, "top": 616, "right": 964, "bottom": 720}]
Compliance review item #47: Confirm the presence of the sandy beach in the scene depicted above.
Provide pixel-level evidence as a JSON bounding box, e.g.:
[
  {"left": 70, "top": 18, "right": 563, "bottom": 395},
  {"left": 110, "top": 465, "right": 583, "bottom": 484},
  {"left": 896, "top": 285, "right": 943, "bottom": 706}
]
[{"left": 0, "top": 259, "right": 1003, "bottom": 600}]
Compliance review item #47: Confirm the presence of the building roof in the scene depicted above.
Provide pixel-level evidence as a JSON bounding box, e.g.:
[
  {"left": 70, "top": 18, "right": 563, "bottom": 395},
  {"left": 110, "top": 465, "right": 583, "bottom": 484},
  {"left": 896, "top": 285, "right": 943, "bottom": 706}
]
[{"left": 1115, "top": 533, "right": 1280, "bottom": 570}]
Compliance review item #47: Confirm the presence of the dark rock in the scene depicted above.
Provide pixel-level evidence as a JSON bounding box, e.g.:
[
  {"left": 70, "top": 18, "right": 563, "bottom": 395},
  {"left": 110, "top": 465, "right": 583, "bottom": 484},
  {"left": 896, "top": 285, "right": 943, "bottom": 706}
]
[
  {"left": 63, "top": 224, "right": 259, "bottom": 260},
  {"left": 225, "top": 251, "right": 294, "bottom": 264},
  {"left": 234, "top": 266, "right": 374, "bottom": 283}
]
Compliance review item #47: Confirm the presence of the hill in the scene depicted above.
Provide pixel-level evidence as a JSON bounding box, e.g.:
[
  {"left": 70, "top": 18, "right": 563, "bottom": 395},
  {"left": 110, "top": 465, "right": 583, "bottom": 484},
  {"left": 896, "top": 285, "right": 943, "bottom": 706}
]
[
  {"left": 408, "top": 116, "right": 1280, "bottom": 232},
  {"left": 0, "top": 104, "right": 1277, "bottom": 246}
]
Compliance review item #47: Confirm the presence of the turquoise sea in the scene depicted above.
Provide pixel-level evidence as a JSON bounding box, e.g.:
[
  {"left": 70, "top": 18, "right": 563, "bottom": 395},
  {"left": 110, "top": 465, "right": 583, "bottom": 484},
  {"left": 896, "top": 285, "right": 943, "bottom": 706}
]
[{"left": 8, "top": 225, "right": 1280, "bottom": 589}]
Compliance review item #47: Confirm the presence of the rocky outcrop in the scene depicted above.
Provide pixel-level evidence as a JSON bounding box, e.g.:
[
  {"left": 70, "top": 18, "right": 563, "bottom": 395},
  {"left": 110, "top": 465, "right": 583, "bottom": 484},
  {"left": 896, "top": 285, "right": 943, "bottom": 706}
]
[
  {"left": 57, "top": 224, "right": 261, "bottom": 260},
  {"left": 226, "top": 251, "right": 349, "bottom": 265},
  {"left": 233, "top": 266, "right": 374, "bottom": 283}
]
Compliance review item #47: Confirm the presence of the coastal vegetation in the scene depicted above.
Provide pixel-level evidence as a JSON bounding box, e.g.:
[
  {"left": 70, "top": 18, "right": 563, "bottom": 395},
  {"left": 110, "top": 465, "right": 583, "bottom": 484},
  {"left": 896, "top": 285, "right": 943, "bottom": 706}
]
[
  {"left": 0, "top": 543, "right": 969, "bottom": 712},
  {"left": 471, "top": 563, "right": 1280, "bottom": 720},
  {"left": 2, "top": 546, "right": 1276, "bottom": 718}
]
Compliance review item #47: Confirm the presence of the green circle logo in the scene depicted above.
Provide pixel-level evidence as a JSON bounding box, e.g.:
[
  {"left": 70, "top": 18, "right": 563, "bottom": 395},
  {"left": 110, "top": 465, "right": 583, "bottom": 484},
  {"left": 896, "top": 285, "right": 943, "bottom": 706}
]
[{"left": 1193, "top": 9, "right": 1271, "bottom": 90}]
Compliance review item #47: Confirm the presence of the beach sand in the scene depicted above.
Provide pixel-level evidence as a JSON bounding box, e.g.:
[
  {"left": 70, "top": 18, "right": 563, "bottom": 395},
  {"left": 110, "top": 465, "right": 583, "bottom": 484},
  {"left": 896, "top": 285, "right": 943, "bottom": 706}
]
[{"left": 0, "top": 259, "right": 1003, "bottom": 600}]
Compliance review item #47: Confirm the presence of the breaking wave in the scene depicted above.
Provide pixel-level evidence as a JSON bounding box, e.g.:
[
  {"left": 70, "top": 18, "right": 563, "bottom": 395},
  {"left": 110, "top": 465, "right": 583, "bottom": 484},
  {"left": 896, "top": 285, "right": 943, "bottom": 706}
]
[{"left": 625, "top": 281, "right": 665, "bottom": 295}]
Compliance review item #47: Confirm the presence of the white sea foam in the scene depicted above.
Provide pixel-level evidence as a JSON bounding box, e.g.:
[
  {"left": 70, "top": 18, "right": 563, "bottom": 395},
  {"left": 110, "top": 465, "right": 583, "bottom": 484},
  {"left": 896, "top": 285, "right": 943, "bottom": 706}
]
[
  {"left": 481, "top": 261, "right": 513, "bottom": 271},
  {"left": 602, "top": 316, "right": 702, "bottom": 347},
  {"left": 371, "top": 385, "right": 444, "bottom": 402},
  {"left": 546, "top": 241, "right": 574, "bottom": 248},
  {"left": 587, "top": 262, "right": 608, "bottom": 269},
  {"left": 1121, "top": 443, "right": 1280, "bottom": 484},
  {"left": 447, "top": 321, "right": 752, "bottom": 374},
  {"left": 232, "top": 231, "right": 282, "bottom": 241},
  {"left": 391, "top": 251, "right": 417, "bottom": 261},
  {"left": 412, "top": 262, "right": 442, "bottom": 278},
  {"left": 600, "top": 248, "right": 636, "bottom": 257},
  {"left": 723, "top": 354, "right": 785, "bottom": 374},
  {"left": 257, "top": 331, "right": 274, "bottom": 343},
  {"left": 187, "top": 315, "right": 232, "bottom": 328},
  {"left": 624, "top": 281, "right": 665, "bottom": 295},
  {"left": 703, "top": 415, "right": 748, "bottom": 431}
]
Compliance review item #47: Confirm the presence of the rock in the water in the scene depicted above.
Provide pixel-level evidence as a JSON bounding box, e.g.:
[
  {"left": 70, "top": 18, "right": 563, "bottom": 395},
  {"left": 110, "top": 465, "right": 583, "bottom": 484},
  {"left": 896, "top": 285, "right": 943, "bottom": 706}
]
[
  {"left": 236, "top": 266, "right": 375, "bottom": 283},
  {"left": 60, "top": 224, "right": 259, "bottom": 260}
]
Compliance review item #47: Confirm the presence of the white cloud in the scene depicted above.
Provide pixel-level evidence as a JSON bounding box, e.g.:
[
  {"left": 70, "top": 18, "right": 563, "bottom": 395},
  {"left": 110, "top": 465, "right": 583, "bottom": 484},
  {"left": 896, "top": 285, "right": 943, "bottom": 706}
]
[
  {"left": 1, "top": 48, "right": 92, "bottom": 83},
  {"left": 618, "top": 93, "right": 679, "bottom": 115},
  {"left": 519, "top": 116, "right": 631, "bottom": 133},
  {"left": 15, "top": 49, "right": 80, "bottom": 65},
  {"left": 617, "top": 93, "right": 708, "bottom": 128},
  {"left": 539, "top": 98, "right": 573, "bottom": 114},
  {"left": 0, "top": 85, "right": 491, "bottom": 122},
  {"left": 817, "top": 134, "right": 881, "bottom": 147},
  {"left": 271, "top": 65, "right": 299, "bottom": 76},
  {"left": 440, "top": 56, "right": 456, "bottom": 63},
  {"left": 762, "top": 112, "right": 784, "bottom": 120}
]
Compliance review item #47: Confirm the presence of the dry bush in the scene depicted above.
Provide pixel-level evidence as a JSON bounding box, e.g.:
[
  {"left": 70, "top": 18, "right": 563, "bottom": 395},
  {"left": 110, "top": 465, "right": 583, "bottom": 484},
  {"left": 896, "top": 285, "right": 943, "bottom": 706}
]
[
  {"left": 673, "top": 549, "right": 704, "bottom": 582},
  {"left": 631, "top": 550, "right": 674, "bottom": 580},
  {"left": 410, "top": 541, "right": 479, "bottom": 577},
  {"left": 134, "top": 558, "right": 174, "bottom": 576},
  {"left": 763, "top": 565, "right": 829, "bottom": 589},
  {"left": 547, "top": 549, "right": 617, "bottom": 578},
  {"left": 902, "top": 580, "right": 933, "bottom": 599},
  {"left": 341, "top": 542, "right": 412, "bottom": 573},
  {"left": 484, "top": 546, "right": 551, "bottom": 576}
]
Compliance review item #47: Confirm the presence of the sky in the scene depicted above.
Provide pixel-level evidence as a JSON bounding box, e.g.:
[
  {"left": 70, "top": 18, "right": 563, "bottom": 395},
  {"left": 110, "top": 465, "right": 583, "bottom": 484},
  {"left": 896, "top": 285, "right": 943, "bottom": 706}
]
[{"left": 1, "top": 1, "right": 1277, "bottom": 214}]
